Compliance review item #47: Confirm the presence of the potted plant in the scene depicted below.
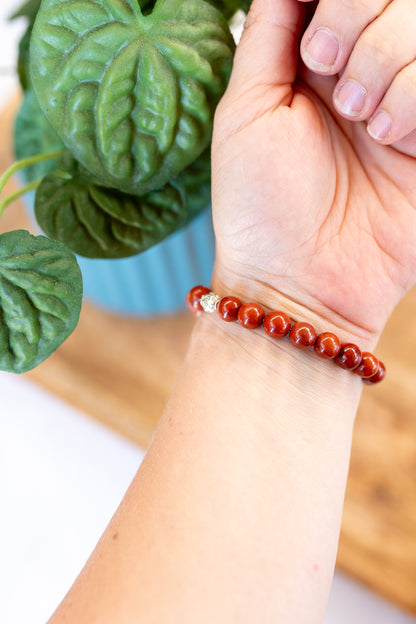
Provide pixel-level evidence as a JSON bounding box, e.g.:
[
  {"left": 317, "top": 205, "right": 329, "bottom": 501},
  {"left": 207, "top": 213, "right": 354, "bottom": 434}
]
[{"left": 0, "top": 0, "right": 249, "bottom": 373}]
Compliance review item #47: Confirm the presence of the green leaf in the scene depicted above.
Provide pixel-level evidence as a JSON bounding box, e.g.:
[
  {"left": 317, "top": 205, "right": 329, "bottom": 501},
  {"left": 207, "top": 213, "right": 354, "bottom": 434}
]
[
  {"left": 205, "top": 0, "right": 249, "bottom": 19},
  {"left": 34, "top": 147, "right": 211, "bottom": 258},
  {"left": 14, "top": 90, "right": 63, "bottom": 183},
  {"left": 34, "top": 152, "right": 190, "bottom": 258},
  {"left": 173, "top": 148, "right": 211, "bottom": 225},
  {"left": 0, "top": 229, "right": 82, "bottom": 373},
  {"left": 10, "top": 0, "right": 42, "bottom": 90},
  {"left": 9, "top": 0, "right": 41, "bottom": 22},
  {"left": 16, "top": 24, "right": 33, "bottom": 90},
  {"left": 239, "top": 0, "right": 252, "bottom": 13},
  {"left": 30, "top": 0, "right": 235, "bottom": 195},
  {"left": 135, "top": 1, "right": 249, "bottom": 20}
]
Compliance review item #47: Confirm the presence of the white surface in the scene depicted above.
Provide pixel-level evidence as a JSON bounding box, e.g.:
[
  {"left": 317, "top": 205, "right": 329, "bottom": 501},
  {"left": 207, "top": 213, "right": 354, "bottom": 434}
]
[
  {"left": 1, "top": 373, "right": 144, "bottom": 623},
  {"left": 0, "top": 1, "right": 415, "bottom": 623},
  {"left": 1, "top": 373, "right": 415, "bottom": 624}
]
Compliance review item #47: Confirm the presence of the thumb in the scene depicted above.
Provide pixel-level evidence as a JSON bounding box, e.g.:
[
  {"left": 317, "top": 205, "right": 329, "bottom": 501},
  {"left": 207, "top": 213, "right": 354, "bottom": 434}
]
[{"left": 227, "top": 0, "right": 305, "bottom": 105}]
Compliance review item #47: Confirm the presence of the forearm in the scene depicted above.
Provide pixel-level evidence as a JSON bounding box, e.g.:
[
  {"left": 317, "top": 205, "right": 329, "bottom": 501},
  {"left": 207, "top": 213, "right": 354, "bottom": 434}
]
[{"left": 49, "top": 296, "right": 364, "bottom": 624}]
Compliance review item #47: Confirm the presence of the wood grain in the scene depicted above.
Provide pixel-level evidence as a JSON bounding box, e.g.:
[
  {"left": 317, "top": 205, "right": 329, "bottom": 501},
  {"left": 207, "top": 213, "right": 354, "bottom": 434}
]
[
  {"left": 2, "top": 97, "right": 416, "bottom": 614},
  {"left": 338, "top": 289, "right": 416, "bottom": 612}
]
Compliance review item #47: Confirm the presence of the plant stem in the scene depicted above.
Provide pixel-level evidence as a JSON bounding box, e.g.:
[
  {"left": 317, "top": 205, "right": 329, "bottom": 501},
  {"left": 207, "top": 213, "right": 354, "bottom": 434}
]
[
  {"left": 0, "top": 179, "right": 41, "bottom": 218},
  {"left": 0, "top": 151, "right": 60, "bottom": 196}
]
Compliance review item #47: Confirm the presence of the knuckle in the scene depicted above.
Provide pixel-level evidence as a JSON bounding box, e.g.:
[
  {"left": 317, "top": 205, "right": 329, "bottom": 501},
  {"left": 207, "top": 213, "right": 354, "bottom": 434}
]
[
  {"left": 242, "top": 14, "right": 257, "bottom": 34},
  {"left": 242, "top": 1, "right": 263, "bottom": 34},
  {"left": 341, "top": 0, "right": 380, "bottom": 15},
  {"left": 358, "top": 30, "right": 400, "bottom": 69},
  {"left": 397, "top": 64, "right": 416, "bottom": 94},
  {"left": 339, "top": 0, "right": 361, "bottom": 10}
]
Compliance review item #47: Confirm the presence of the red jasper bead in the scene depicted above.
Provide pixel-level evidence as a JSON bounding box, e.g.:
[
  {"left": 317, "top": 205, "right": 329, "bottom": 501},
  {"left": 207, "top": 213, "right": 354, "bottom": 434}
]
[
  {"left": 289, "top": 322, "right": 317, "bottom": 349},
  {"left": 335, "top": 343, "right": 362, "bottom": 370},
  {"left": 218, "top": 296, "right": 242, "bottom": 322},
  {"left": 365, "top": 361, "right": 386, "bottom": 384},
  {"left": 185, "top": 285, "right": 210, "bottom": 316},
  {"left": 238, "top": 302, "right": 265, "bottom": 329},
  {"left": 263, "top": 311, "right": 291, "bottom": 338},
  {"left": 355, "top": 352, "right": 380, "bottom": 378},
  {"left": 314, "top": 332, "right": 341, "bottom": 359}
]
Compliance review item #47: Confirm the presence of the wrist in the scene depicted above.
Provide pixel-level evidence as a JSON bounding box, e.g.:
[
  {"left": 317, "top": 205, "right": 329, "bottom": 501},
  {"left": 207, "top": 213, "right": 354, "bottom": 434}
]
[
  {"left": 211, "top": 265, "right": 382, "bottom": 352},
  {"left": 190, "top": 307, "right": 364, "bottom": 427},
  {"left": 185, "top": 264, "right": 388, "bottom": 425}
]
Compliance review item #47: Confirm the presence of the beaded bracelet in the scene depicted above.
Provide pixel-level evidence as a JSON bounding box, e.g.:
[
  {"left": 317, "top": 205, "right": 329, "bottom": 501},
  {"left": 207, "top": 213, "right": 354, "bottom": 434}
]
[{"left": 186, "top": 285, "right": 386, "bottom": 385}]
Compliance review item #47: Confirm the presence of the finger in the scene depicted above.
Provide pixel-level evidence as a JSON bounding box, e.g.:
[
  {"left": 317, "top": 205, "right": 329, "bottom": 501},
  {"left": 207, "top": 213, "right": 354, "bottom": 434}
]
[
  {"left": 390, "top": 129, "right": 416, "bottom": 159},
  {"left": 300, "top": 0, "right": 391, "bottom": 75},
  {"left": 226, "top": 0, "right": 305, "bottom": 105},
  {"left": 332, "top": 0, "right": 416, "bottom": 121},
  {"left": 298, "top": 64, "right": 338, "bottom": 113},
  {"left": 298, "top": 64, "right": 351, "bottom": 132},
  {"left": 367, "top": 60, "right": 416, "bottom": 146}
]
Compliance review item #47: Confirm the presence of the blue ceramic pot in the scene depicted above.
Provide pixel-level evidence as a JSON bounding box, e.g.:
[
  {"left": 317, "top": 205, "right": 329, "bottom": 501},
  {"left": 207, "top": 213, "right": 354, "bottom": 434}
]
[
  {"left": 77, "top": 208, "right": 215, "bottom": 316},
  {"left": 24, "top": 186, "right": 215, "bottom": 316}
]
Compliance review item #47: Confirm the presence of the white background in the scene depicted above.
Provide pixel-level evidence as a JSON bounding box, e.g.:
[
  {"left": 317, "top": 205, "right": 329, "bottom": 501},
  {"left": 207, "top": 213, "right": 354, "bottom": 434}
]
[{"left": 0, "top": 1, "right": 415, "bottom": 622}]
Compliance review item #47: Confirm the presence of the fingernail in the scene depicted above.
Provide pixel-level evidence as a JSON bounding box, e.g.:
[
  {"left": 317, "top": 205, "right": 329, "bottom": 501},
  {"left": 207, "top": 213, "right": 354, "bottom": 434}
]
[
  {"left": 303, "top": 28, "right": 339, "bottom": 71},
  {"left": 334, "top": 80, "right": 367, "bottom": 116},
  {"left": 367, "top": 110, "right": 392, "bottom": 141}
]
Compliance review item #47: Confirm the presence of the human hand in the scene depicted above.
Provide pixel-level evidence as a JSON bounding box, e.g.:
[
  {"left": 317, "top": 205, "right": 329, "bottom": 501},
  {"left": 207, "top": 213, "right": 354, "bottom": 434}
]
[
  {"left": 299, "top": 0, "right": 416, "bottom": 148},
  {"left": 211, "top": 0, "right": 416, "bottom": 349}
]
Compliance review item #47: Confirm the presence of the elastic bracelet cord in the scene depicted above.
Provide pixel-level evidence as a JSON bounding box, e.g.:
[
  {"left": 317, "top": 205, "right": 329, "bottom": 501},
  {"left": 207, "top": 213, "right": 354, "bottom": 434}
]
[{"left": 186, "top": 285, "right": 386, "bottom": 385}]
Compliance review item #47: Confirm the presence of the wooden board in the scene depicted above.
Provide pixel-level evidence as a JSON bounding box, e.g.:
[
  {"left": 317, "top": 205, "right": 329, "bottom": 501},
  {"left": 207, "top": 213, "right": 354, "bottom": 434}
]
[{"left": 2, "top": 97, "right": 416, "bottom": 615}]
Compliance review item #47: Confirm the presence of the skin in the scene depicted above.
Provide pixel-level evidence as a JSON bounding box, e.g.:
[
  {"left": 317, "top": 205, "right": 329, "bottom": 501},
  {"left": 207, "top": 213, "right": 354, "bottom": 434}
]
[
  {"left": 47, "top": 1, "right": 416, "bottom": 622},
  {"left": 212, "top": 0, "right": 416, "bottom": 344},
  {"left": 299, "top": 0, "right": 416, "bottom": 145}
]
